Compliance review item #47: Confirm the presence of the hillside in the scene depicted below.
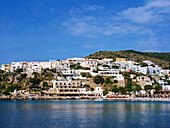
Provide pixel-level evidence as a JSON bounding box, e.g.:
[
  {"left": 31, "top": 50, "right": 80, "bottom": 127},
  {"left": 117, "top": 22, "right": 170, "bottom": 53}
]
[{"left": 86, "top": 50, "right": 170, "bottom": 68}]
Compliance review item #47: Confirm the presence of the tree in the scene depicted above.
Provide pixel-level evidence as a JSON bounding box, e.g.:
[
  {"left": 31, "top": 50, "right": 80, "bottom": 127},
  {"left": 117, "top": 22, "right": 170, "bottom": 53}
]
[
  {"left": 87, "top": 75, "right": 92, "bottom": 78},
  {"left": 6, "top": 84, "right": 21, "bottom": 92},
  {"left": 132, "top": 84, "right": 141, "bottom": 93},
  {"left": 81, "top": 73, "right": 86, "bottom": 77},
  {"left": 0, "top": 84, "right": 5, "bottom": 90},
  {"left": 111, "top": 85, "right": 118, "bottom": 93},
  {"left": 118, "top": 87, "right": 126, "bottom": 94},
  {"left": 126, "top": 85, "right": 133, "bottom": 94},
  {"left": 41, "top": 91, "right": 44, "bottom": 96},
  {"left": 0, "top": 69, "right": 5, "bottom": 73},
  {"left": 15, "top": 68, "right": 23, "bottom": 74},
  {"left": 154, "top": 85, "right": 162, "bottom": 93},
  {"left": 29, "top": 78, "right": 41, "bottom": 86},
  {"left": 140, "top": 62, "right": 148, "bottom": 67},
  {"left": 3, "top": 90, "right": 10, "bottom": 95},
  {"left": 32, "top": 72, "right": 39, "bottom": 78},
  {"left": 103, "top": 89, "right": 109, "bottom": 95},
  {"left": 90, "top": 87, "right": 94, "bottom": 91},
  {"left": 43, "top": 82, "right": 48, "bottom": 88},
  {"left": 144, "top": 85, "right": 153, "bottom": 94},
  {"left": 21, "top": 73, "right": 27, "bottom": 79},
  {"left": 165, "top": 75, "right": 168, "bottom": 80},
  {"left": 93, "top": 76, "right": 104, "bottom": 84},
  {"left": 83, "top": 84, "right": 90, "bottom": 91},
  {"left": 0, "top": 77, "right": 2, "bottom": 82},
  {"left": 167, "top": 80, "right": 170, "bottom": 85},
  {"left": 104, "top": 77, "right": 112, "bottom": 84},
  {"left": 113, "top": 80, "right": 118, "bottom": 83}
]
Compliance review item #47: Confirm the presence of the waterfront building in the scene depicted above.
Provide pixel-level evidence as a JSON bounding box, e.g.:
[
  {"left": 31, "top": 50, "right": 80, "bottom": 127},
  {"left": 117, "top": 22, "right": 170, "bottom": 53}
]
[
  {"left": 44, "top": 80, "right": 86, "bottom": 97},
  {"left": 93, "top": 87, "right": 103, "bottom": 96}
]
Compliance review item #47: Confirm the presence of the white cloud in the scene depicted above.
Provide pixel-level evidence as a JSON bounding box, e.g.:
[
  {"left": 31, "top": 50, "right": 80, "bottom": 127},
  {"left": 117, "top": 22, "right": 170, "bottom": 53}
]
[
  {"left": 69, "top": 4, "right": 104, "bottom": 16},
  {"left": 119, "top": 0, "right": 170, "bottom": 24},
  {"left": 135, "top": 36, "right": 168, "bottom": 51},
  {"left": 103, "top": 23, "right": 151, "bottom": 35},
  {"left": 82, "top": 43, "right": 107, "bottom": 49},
  {"left": 62, "top": 16, "right": 103, "bottom": 37},
  {"left": 62, "top": 16, "right": 152, "bottom": 37},
  {"left": 146, "top": 0, "right": 170, "bottom": 8},
  {"left": 62, "top": 1, "right": 170, "bottom": 39},
  {"left": 82, "top": 4, "right": 104, "bottom": 11}
]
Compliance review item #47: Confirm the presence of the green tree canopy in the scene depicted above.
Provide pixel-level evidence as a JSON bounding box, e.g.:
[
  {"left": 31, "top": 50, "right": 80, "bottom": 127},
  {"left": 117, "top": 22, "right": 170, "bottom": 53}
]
[
  {"left": 144, "top": 85, "right": 153, "bottom": 93},
  {"left": 154, "top": 85, "right": 162, "bottom": 92},
  {"left": 15, "top": 68, "right": 23, "bottom": 74},
  {"left": 21, "top": 73, "right": 27, "bottom": 79},
  {"left": 132, "top": 84, "right": 141, "bottom": 93},
  {"left": 83, "top": 84, "right": 90, "bottom": 88},
  {"left": 81, "top": 73, "right": 86, "bottom": 77},
  {"left": 43, "top": 82, "right": 48, "bottom": 88},
  {"left": 103, "top": 89, "right": 109, "bottom": 95},
  {"left": 104, "top": 77, "right": 113, "bottom": 84},
  {"left": 90, "top": 87, "right": 94, "bottom": 91},
  {"left": 118, "top": 87, "right": 126, "bottom": 94},
  {"left": 113, "top": 80, "right": 118, "bottom": 83},
  {"left": 29, "top": 78, "right": 41, "bottom": 86},
  {"left": 111, "top": 85, "right": 118, "bottom": 93}
]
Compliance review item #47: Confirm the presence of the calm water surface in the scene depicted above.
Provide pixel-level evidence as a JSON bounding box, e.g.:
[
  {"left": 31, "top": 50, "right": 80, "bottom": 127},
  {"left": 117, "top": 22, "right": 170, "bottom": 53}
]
[{"left": 0, "top": 100, "right": 170, "bottom": 128}]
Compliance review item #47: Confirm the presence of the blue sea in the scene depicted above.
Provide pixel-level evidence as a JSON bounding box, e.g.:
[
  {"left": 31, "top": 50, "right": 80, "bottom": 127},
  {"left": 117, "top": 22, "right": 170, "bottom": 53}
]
[{"left": 0, "top": 100, "right": 170, "bottom": 128}]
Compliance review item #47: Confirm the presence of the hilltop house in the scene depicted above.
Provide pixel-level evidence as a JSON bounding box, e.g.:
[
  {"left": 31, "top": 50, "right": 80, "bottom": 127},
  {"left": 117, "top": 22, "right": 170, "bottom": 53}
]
[
  {"left": 67, "top": 57, "right": 85, "bottom": 64},
  {"left": 10, "top": 62, "right": 28, "bottom": 72},
  {"left": 1, "top": 64, "right": 11, "bottom": 71},
  {"left": 80, "top": 59, "right": 97, "bottom": 70}
]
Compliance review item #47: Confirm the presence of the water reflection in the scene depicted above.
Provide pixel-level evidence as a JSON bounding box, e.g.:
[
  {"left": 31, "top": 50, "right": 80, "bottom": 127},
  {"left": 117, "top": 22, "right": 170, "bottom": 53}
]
[{"left": 0, "top": 101, "right": 170, "bottom": 128}]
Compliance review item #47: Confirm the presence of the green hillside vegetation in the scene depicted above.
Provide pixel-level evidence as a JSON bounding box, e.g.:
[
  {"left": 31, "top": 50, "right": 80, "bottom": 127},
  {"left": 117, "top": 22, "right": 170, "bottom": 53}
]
[
  {"left": 86, "top": 50, "right": 170, "bottom": 69},
  {"left": 0, "top": 68, "right": 56, "bottom": 96}
]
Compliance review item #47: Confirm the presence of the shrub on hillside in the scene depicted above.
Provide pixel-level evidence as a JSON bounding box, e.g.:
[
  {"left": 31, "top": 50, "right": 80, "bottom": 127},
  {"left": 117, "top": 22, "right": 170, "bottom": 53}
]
[{"left": 93, "top": 76, "right": 104, "bottom": 84}]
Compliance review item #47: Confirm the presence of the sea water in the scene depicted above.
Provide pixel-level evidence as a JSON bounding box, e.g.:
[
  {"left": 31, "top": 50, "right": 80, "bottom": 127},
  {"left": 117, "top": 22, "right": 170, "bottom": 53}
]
[{"left": 0, "top": 100, "right": 170, "bottom": 128}]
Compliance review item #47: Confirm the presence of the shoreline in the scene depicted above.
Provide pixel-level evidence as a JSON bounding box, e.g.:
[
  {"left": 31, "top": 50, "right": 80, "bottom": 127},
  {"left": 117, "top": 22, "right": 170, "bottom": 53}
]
[
  {"left": 0, "top": 97, "right": 170, "bottom": 102},
  {"left": 103, "top": 98, "right": 170, "bottom": 102}
]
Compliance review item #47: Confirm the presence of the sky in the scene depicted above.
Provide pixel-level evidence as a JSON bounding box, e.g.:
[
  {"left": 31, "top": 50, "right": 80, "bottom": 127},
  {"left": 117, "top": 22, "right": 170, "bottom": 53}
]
[{"left": 0, "top": 0, "right": 170, "bottom": 65}]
